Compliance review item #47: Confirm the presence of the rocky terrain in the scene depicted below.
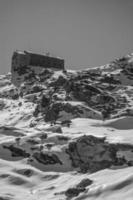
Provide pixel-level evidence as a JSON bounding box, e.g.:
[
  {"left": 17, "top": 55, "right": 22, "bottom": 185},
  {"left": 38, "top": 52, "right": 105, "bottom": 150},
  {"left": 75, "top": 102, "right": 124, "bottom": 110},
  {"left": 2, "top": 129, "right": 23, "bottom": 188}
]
[{"left": 0, "top": 52, "right": 133, "bottom": 199}]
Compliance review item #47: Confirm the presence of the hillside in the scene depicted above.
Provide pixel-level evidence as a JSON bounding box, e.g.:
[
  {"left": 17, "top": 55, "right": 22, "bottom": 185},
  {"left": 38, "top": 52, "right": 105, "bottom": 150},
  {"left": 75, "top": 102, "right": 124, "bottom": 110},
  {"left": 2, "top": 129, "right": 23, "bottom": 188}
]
[{"left": 0, "top": 52, "right": 133, "bottom": 199}]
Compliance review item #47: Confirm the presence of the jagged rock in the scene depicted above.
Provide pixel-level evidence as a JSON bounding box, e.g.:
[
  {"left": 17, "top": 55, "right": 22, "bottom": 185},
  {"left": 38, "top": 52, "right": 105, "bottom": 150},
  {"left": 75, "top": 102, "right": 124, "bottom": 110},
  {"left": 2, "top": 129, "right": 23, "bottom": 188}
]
[
  {"left": 0, "top": 86, "right": 19, "bottom": 99},
  {"left": 45, "top": 102, "right": 95, "bottom": 122},
  {"left": 26, "top": 137, "right": 40, "bottom": 144},
  {"left": 40, "top": 133, "right": 48, "bottom": 140},
  {"left": 46, "top": 125, "right": 63, "bottom": 133},
  {"left": 45, "top": 143, "right": 54, "bottom": 149},
  {"left": 12, "top": 93, "right": 19, "bottom": 100},
  {"left": 65, "top": 187, "right": 85, "bottom": 198},
  {"left": 0, "top": 100, "right": 5, "bottom": 110},
  {"left": 40, "top": 93, "right": 51, "bottom": 108},
  {"left": 44, "top": 102, "right": 64, "bottom": 122},
  {"left": 55, "top": 126, "right": 63, "bottom": 134},
  {"left": 57, "top": 135, "right": 69, "bottom": 141},
  {"left": 1, "top": 51, "right": 133, "bottom": 199},
  {"left": 65, "top": 178, "right": 93, "bottom": 198},
  {"left": 24, "top": 93, "right": 38, "bottom": 103},
  {"left": 50, "top": 75, "right": 68, "bottom": 88},
  {"left": 18, "top": 102, "right": 22, "bottom": 106},
  {"left": 61, "top": 120, "right": 72, "bottom": 127},
  {"left": 39, "top": 68, "right": 53, "bottom": 82},
  {"left": 70, "top": 81, "right": 102, "bottom": 105},
  {"left": 15, "top": 168, "right": 33, "bottom": 177},
  {"left": 33, "top": 152, "right": 63, "bottom": 165},
  {"left": 76, "top": 178, "right": 93, "bottom": 188},
  {"left": 9, "top": 51, "right": 133, "bottom": 120},
  {"left": 29, "top": 119, "right": 38, "bottom": 127},
  {"left": 67, "top": 135, "right": 124, "bottom": 173},
  {"left": 27, "top": 84, "right": 44, "bottom": 94},
  {"left": 3, "top": 145, "right": 30, "bottom": 158}
]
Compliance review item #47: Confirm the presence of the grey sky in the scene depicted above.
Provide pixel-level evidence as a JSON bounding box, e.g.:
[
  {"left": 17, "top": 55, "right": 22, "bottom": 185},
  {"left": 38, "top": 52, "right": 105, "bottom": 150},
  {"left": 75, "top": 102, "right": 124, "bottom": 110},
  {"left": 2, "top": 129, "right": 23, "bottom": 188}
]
[{"left": 0, "top": 0, "right": 133, "bottom": 74}]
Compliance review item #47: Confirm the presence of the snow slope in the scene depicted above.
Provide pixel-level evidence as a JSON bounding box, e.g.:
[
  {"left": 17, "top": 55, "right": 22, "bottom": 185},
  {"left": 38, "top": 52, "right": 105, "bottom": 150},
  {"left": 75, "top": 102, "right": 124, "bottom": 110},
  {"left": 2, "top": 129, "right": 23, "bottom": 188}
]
[{"left": 0, "top": 52, "right": 133, "bottom": 199}]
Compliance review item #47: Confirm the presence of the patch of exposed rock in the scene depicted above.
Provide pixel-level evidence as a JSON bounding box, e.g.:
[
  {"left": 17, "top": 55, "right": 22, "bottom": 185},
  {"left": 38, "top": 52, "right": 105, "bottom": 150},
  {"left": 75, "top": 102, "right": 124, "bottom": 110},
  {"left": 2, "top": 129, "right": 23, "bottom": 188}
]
[
  {"left": 45, "top": 102, "right": 102, "bottom": 122},
  {"left": 33, "top": 152, "right": 63, "bottom": 165},
  {"left": 67, "top": 135, "right": 133, "bottom": 173},
  {"left": 65, "top": 178, "right": 93, "bottom": 198},
  {"left": 45, "top": 102, "right": 83, "bottom": 122},
  {"left": 3, "top": 144, "right": 30, "bottom": 158}
]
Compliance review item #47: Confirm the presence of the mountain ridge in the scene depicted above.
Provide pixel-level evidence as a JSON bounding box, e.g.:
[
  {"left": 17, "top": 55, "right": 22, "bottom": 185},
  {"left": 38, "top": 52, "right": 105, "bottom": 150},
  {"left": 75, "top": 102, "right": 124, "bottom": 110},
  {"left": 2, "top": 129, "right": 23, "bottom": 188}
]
[{"left": 0, "top": 52, "right": 133, "bottom": 199}]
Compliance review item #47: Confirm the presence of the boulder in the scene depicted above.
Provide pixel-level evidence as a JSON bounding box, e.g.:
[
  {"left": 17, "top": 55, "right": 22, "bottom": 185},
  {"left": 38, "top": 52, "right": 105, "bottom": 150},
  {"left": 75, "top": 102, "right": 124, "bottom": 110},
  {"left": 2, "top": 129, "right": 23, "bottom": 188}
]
[{"left": 67, "top": 135, "right": 118, "bottom": 173}]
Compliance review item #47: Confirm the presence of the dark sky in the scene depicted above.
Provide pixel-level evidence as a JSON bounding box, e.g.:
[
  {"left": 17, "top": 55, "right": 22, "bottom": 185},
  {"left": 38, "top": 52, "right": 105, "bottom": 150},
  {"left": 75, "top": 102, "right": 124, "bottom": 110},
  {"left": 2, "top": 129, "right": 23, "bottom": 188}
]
[{"left": 0, "top": 0, "right": 133, "bottom": 74}]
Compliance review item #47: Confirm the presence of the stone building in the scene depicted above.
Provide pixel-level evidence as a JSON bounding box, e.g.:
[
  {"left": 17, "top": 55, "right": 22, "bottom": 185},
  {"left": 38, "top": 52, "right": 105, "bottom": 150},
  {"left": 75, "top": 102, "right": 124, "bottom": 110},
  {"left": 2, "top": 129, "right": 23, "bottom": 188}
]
[{"left": 12, "top": 50, "right": 65, "bottom": 71}]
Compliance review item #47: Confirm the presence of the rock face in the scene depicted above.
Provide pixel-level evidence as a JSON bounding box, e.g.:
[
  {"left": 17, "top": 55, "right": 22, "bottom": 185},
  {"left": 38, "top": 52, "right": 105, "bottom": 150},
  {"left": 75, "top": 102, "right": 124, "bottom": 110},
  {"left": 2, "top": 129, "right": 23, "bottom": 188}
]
[
  {"left": 3, "top": 144, "right": 30, "bottom": 158},
  {"left": 33, "top": 152, "right": 63, "bottom": 165},
  {"left": 9, "top": 51, "right": 133, "bottom": 120},
  {"left": 1, "top": 53, "right": 133, "bottom": 167},
  {"left": 1, "top": 52, "right": 133, "bottom": 200},
  {"left": 45, "top": 101, "right": 102, "bottom": 122},
  {"left": 67, "top": 135, "right": 133, "bottom": 173},
  {"left": 65, "top": 178, "right": 93, "bottom": 198}
]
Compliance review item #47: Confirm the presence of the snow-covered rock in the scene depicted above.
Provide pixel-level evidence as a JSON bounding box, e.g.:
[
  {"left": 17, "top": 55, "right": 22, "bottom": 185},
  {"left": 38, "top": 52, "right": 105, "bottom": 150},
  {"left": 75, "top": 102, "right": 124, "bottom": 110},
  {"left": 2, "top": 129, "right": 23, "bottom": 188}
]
[{"left": 0, "top": 51, "right": 133, "bottom": 199}]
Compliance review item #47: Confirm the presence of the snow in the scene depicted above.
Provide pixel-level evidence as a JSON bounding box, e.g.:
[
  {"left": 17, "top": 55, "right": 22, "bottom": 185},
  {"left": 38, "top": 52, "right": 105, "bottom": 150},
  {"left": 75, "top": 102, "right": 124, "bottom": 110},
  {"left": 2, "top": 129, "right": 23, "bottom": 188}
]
[{"left": 0, "top": 53, "right": 133, "bottom": 199}]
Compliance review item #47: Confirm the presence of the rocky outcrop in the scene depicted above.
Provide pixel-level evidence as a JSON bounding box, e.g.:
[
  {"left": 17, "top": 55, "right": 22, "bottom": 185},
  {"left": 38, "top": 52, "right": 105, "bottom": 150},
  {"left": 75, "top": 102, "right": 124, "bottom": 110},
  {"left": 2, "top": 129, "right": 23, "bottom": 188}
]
[
  {"left": 67, "top": 135, "right": 133, "bottom": 173},
  {"left": 65, "top": 178, "right": 93, "bottom": 198},
  {"left": 65, "top": 187, "right": 86, "bottom": 198},
  {"left": 45, "top": 101, "right": 102, "bottom": 122},
  {"left": 45, "top": 102, "right": 83, "bottom": 122},
  {"left": 9, "top": 51, "right": 133, "bottom": 120},
  {"left": 33, "top": 152, "right": 63, "bottom": 165},
  {"left": 45, "top": 125, "right": 63, "bottom": 133},
  {"left": 0, "top": 100, "right": 5, "bottom": 110},
  {"left": 3, "top": 145, "right": 30, "bottom": 158}
]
